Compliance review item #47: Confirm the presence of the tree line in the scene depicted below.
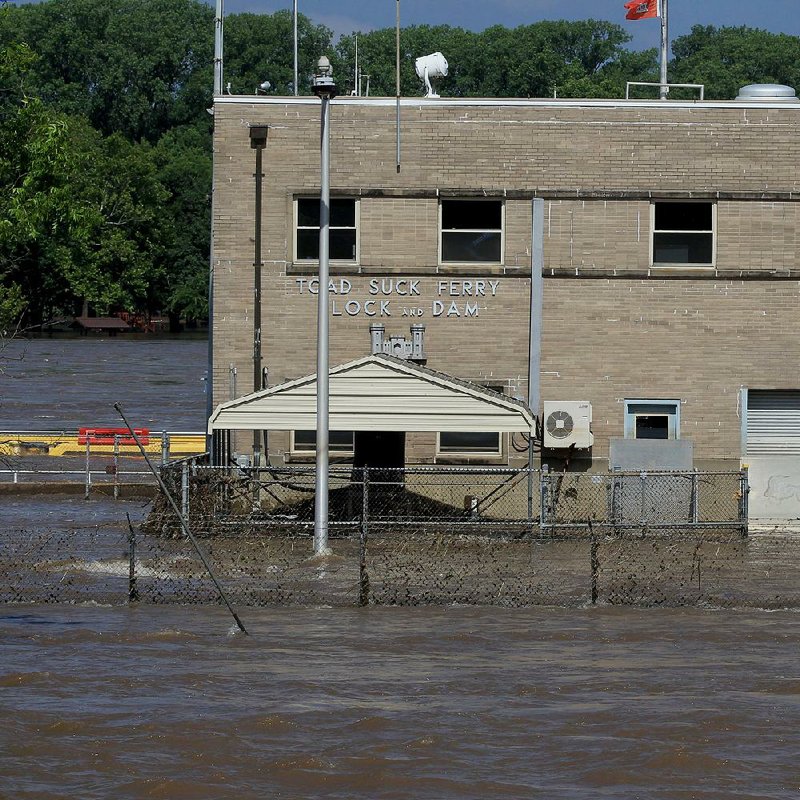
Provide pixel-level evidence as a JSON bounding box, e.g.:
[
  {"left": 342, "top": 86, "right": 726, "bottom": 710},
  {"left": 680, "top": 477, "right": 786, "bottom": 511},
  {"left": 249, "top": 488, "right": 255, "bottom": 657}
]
[{"left": 2, "top": 0, "right": 799, "bottom": 331}]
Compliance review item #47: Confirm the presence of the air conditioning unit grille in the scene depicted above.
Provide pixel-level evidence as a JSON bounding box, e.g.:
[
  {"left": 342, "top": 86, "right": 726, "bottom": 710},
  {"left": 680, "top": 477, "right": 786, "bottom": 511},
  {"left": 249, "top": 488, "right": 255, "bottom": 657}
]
[{"left": 546, "top": 411, "right": 574, "bottom": 439}]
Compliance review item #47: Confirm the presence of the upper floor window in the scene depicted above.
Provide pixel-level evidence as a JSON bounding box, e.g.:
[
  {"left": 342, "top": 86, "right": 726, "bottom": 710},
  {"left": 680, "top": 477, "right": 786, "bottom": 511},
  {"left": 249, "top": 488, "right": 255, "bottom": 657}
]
[
  {"left": 440, "top": 199, "right": 503, "bottom": 264},
  {"left": 295, "top": 197, "right": 358, "bottom": 262},
  {"left": 652, "top": 201, "right": 714, "bottom": 266}
]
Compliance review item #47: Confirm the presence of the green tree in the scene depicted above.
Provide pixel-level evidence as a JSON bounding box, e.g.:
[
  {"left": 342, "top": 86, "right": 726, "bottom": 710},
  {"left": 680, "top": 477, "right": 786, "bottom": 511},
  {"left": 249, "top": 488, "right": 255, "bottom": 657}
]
[
  {"left": 0, "top": 0, "right": 215, "bottom": 142},
  {"left": 670, "top": 26, "right": 800, "bottom": 100},
  {"left": 0, "top": 42, "right": 170, "bottom": 326},
  {"left": 152, "top": 125, "right": 212, "bottom": 327}
]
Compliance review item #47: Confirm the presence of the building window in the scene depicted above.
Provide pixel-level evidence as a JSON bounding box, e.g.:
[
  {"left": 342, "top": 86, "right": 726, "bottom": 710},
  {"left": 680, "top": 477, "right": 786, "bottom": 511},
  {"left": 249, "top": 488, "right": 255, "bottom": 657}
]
[
  {"left": 624, "top": 400, "right": 680, "bottom": 440},
  {"left": 440, "top": 199, "right": 503, "bottom": 263},
  {"left": 652, "top": 202, "right": 714, "bottom": 265},
  {"left": 295, "top": 198, "right": 358, "bottom": 261},
  {"left": 292, "top": 430, "right": 355, "bottom": 454},
  {"left": 438, "top": 431, "right": 502, "bottom": 455}
]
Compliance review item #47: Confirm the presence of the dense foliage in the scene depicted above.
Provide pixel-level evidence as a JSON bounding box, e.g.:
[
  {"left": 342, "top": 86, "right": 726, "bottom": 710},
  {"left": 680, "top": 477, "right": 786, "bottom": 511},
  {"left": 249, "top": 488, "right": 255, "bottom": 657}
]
[{"left": 1, "top": 0, "right": 797, "bottom": 330}]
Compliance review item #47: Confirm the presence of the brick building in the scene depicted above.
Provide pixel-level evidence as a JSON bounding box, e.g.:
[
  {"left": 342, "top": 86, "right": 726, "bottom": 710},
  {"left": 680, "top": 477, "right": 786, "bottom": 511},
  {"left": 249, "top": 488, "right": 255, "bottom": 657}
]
[{"left": 208, "top": 86, "right": 800, "bottom": 516}]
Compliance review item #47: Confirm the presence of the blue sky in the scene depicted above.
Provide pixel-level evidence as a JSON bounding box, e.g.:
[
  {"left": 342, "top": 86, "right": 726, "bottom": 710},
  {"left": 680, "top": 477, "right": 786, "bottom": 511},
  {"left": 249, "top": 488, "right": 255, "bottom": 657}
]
[
  {"left": 221, "top": 0, "right": 800, "bottom": 53},
  {"left": 11, "top": 1, "right": 800, "bottom": 53}
]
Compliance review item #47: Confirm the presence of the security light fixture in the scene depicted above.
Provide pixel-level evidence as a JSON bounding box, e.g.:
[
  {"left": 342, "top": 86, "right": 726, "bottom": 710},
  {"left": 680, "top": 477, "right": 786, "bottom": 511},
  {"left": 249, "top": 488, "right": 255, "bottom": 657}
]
[
  {"left": 249, "top": 125, "right": 268, "bottom": 149},
  {"left": 256, "top": 80, "right": 271, "bottom": 94},
  {"left": 415, "top": 52, "right": 448, "bottom": 98},
  {"left": 312, "top": 56, "right": 337, "bottom": 100}
]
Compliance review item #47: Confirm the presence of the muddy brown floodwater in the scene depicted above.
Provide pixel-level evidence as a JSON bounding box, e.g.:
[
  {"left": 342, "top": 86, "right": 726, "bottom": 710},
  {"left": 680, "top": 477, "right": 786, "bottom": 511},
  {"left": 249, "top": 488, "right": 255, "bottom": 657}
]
[{"left": 2, "top": 604, "right": 800, "bottom": 799}]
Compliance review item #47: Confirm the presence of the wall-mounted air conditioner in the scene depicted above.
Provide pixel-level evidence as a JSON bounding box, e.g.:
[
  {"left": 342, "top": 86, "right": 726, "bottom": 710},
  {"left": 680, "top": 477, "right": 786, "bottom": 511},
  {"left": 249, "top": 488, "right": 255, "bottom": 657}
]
[{"left": 543, "top": 401, "right": 594, "bottom": 449}]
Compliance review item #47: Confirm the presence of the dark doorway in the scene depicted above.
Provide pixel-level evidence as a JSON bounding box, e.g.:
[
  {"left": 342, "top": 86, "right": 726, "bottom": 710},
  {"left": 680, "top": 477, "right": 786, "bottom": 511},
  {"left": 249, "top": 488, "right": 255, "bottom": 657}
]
[
  {"left": 353, "top": 431, "right": 406, "bottom": 513},
  {"left": 353, "top": 431, "right": 406, "bottom": 470}
]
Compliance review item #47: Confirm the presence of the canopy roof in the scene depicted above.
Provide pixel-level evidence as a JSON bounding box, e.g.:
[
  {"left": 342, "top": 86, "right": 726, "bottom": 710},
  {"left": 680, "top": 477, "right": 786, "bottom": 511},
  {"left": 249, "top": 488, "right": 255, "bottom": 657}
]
[{"left": 208, "top": 354, "right": 534, "bottom": 434}]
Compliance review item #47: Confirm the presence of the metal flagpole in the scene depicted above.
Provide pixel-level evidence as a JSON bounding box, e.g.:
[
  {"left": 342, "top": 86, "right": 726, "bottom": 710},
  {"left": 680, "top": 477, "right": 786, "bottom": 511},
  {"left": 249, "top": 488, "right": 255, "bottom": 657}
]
[{"left": 659, "top": 0, "right": 668, "bottom": 100}]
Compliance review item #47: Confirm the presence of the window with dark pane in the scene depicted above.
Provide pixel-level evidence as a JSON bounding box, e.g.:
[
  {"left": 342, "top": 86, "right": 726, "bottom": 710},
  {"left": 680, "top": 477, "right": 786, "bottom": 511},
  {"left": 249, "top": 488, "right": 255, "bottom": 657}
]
[
  {"left": 296, "top": 198, "right": 357, "bottom": 261},
  {"left": 439, "top": 431, "right": 501, "bottom": 454},
  {"left": 653, "top": 201, "right": 714, "bottom": 265},
  {"left": 293, "top": 430, "right": 354, "bottom": 453},
  {"left": 441, "top": 199, "right": 503, "bottom": 263}
]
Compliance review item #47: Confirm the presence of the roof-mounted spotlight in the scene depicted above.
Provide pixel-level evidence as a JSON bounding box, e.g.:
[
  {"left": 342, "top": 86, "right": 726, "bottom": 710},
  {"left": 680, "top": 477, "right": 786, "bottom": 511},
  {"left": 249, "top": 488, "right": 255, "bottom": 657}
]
[
  {"left": 415, "top": 52, "right": 448, "bottom": 99},
  {"left": 256, "top": 80, "right": 271, "bottom": 95},
  {"left": 312, "top": 55, "right": 337, "bottom": 100}
]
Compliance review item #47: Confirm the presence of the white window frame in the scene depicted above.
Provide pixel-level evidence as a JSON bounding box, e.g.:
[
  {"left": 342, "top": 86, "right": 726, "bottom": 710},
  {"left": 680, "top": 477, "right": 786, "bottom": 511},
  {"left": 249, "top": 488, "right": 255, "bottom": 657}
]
[
  {"left": 439, "top": 198, "right": 504, "bottom": 266},
  {"left": 294, "top": 197, "right": 360, "bottom": 264},
  {"left": 624, "top": 399, "right": 681, "bottom": 440},
  {"left": 291, "top": 430, "right": 355, "bottom": 455},
  {"left": 650, "top": 201, "right": 716, "bottom": 268}
]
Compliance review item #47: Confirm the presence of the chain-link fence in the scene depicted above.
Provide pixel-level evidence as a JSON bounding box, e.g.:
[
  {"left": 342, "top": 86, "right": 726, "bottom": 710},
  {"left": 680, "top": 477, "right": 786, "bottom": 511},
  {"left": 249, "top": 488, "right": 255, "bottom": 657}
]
[
  {"left": 6, "top": 523, "right": 800, "bottom": 609},
  {"left": 4, "top": 465, "right": 773, "bottom": 609},
  {"left": 540, "top": 468, "right": 748, "bottom": 534}
]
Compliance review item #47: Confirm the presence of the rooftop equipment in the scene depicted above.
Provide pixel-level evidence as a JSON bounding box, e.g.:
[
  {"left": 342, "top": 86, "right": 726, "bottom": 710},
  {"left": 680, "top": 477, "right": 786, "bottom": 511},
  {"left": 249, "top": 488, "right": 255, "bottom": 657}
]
[
  {"left": 735, "top": 84, "right": 798, "bottom": 102},
  {"left": 414, "top": 52, "right": 448, "bottom": 98}
]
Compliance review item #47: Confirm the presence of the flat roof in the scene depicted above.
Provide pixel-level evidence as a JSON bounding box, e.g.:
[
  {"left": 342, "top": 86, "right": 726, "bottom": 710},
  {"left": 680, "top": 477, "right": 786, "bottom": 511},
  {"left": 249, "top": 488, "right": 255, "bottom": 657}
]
[{"left": 215, "top": 95, "right": 800, "bottom": 111}]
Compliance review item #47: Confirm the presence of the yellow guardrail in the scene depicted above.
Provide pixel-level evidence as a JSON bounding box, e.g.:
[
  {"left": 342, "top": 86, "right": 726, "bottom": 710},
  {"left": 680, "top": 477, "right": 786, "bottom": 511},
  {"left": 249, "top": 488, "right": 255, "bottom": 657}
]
[{"left": 0, "top": 432, "right": 206, "bottom": 458}]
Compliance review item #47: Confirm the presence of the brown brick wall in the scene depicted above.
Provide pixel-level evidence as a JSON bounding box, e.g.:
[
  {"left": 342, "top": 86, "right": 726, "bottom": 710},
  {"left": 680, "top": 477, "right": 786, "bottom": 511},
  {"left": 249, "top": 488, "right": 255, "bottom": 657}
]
[{"left": 211, "top": 98, "right": 800, "bottom": 466}]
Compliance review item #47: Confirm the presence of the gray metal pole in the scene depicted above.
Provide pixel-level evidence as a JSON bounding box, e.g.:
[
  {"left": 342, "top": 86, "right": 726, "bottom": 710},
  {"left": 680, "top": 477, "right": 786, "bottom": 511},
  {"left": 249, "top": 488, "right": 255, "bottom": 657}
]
[
  {"left": 395, "top": 0, "right": 401, "bottom": 173},
  {"left": 213, "top": 0, "right": 224, "bottom": 96},
  {"left": 314, "top": 93, "right": 331, "bottom": 555},
  {"left": 659, "top": 0, "right": 668, "bottom": 100},
  {"left": 528, "top": 198, "right": 544, "bottom": 427},
  {"left": 208, "top": 0, "right": 224, "bottom": 460},
  {"left": 527, "top": 198, "right": 544, "bottom": 521},
  {"left": 293, "top": 0, "right": 298, "bottom": 96}
]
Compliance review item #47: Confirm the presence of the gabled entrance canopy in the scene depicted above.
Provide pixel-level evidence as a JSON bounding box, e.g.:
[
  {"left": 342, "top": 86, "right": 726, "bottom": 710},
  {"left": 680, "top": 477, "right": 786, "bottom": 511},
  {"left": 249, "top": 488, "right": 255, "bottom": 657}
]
[{"left": 208, "top": 354, "right": 535, "bottom": 433}]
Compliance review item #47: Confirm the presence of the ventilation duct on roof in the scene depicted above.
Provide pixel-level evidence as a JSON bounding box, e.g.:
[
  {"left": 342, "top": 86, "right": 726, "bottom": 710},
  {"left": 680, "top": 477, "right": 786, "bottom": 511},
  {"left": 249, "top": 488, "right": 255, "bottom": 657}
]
[{"left": 735, "top": 83, "right": 797, "bottom": 102}]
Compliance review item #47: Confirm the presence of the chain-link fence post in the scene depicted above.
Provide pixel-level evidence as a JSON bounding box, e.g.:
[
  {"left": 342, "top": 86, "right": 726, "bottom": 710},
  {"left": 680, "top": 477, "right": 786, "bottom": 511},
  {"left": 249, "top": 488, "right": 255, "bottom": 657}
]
[
  {"left": 691, "top": 469, "right": 699, "bottom": 524},
  {"left": 84, "top": 437, "right": 91, "bottom": 499},
  {"left": 539, "top": 465, "right": 549, "bottom": 531},
  {"left": 127, "top": 514, "right": 139, "bottom": 603},
  {"left": 161, "top": 431, "right": 169, "bottom": 466},
  {"left": 113, "top": 434, "right": 120, "bottom": 500},
  {"left": 359, "top": 467, "right": 370, "bottom": 607},
  {"left": 589, "top": 519, "right": 599, "bottom": 605},
  {"left": 181, "top": 461, "right": 190, "bottom": 523},
  {"left": 740, "top": 466, "right": 750, "bottom": 537},
  {"left": 640, "top": 471, "right": 648, "bottom": 531}
]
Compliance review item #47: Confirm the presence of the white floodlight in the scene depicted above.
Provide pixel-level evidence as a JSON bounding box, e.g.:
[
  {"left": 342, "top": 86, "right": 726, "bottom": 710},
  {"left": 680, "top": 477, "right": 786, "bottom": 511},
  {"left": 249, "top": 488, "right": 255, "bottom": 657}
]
[
  {"left": 414, "top": 52, "right": 448, "bottom": 98},
  {"left": 256, "top": 80, "right": 271, "bottom": 94}
]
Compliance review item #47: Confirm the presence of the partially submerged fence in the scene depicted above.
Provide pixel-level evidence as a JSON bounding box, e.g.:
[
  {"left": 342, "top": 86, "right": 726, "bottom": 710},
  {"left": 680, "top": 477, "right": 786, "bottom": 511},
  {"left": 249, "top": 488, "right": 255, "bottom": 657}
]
[{"left": 1, "top": 464, "right": 771, "bottom": 609}]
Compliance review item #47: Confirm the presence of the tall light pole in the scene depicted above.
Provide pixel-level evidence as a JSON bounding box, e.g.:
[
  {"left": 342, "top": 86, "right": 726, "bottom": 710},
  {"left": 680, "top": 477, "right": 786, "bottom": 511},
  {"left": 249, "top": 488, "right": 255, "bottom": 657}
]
[{"left": 311, "top": 56, "right": 336, "bottom": 555}]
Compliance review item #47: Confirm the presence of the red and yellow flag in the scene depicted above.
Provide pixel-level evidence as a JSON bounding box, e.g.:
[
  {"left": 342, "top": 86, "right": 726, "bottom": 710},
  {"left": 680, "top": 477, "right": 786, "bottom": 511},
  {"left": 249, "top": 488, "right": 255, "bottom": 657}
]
[{"left": 624, "top": 0, "right": 660, "bottom": 20}]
